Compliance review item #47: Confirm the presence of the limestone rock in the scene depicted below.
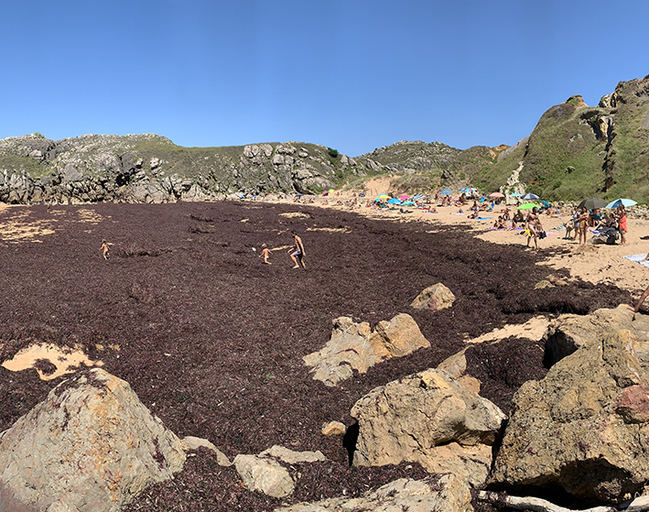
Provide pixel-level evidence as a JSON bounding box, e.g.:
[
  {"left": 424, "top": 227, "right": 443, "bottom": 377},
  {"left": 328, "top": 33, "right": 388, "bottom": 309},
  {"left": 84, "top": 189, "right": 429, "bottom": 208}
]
[
  {"left": 321, "top": 421, "right": 346, "bottom": 436},
  {"left": 436, "top": 348, "right": 480, "bottom": 393},
  {"left": 0, "top": 368, "right": 186, "bottom": 512},
  {"left": 304, "top": 315, "right": 430, "bottom": 387},
  {"left": 490, "top": 329, "right": 649, "bottom": 502},
  {"left": 274, "top": 473, "right": 473, "bottom": 512},
  {"left": 351, "top": 368, "right": 504, "bottom": 486},
  {"left": 234, "top": 454, "right": 294, "bottom": 498},
  {"left": 369, "top": 313, "right": 430, "bottom": 360},
  {"left": 544, "top": 305, "right": 649, "bottom": 367},
  {"left": 181, "top": 436, "right": 231, "bottom": 466},
  {"left": 303, "top": 316, "right": 376, "bottom": 386},
  {"left": 410, "top": 283, "right": 455, "bottom": 311},
  {"left": 260, "top": 445, "right": 327, "bottom": 464}
]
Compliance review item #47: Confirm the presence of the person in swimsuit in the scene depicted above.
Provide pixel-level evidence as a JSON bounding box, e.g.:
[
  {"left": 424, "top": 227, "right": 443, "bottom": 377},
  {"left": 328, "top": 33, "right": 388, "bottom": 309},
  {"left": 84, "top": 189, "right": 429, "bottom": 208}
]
[
  {"left": 100, "top": 239, "right": 111, "bottom": 260},
  {"left": 577, "top": 207, "right": 589, "bottom": 245},
  {"left": 525, "top": 208, "right": 540, "bottom": 249},
  {"left": 260, "top": 243, "right": 271, "bottom": 264},
  {"left": 288, "top": 231, "right": 306, "bottom": 269},
  {"left": 617, "top": 205, "right": 628, "bottom": 245}
]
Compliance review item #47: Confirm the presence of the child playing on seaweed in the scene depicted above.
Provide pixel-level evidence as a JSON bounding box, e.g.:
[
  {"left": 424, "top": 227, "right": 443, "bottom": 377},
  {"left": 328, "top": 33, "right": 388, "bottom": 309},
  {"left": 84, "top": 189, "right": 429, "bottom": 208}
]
[
  {"left": 260, "top": 243, "right": 272, "bottom": 264},
  {"left": 100, "top": 239, "right": 111, "bottom": 260}
]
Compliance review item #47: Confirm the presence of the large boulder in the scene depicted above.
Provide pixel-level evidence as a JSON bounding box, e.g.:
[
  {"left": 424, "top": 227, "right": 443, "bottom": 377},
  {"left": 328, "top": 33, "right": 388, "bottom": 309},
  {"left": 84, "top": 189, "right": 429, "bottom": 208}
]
[
  {"left": 369, "top": 313, "right": 430, "bottom": 360},
  {"left": 304, "top": 314, "right": 430, "bottom": 386},
  {"left": 274, "top": 473, "right": 473, "bottom": 512},
  {"left": 0, "top": 368, "right": 186, "bottom": 512},
  {"left": 543, "top": 305, "right": 649, "bottom": 367},
  {"left": 490, "top": 330, "right": 649, "bottom": 502},
  {"left": 351, "top": 368, "right": 505, "bottom": 486},
  {"left": 410, "top": 283, "right": 455, "bottom": 311}
]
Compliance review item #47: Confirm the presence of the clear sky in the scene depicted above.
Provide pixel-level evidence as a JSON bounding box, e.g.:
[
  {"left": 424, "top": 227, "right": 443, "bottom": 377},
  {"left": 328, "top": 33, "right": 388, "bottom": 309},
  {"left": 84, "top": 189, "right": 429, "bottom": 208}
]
[{"left": 2, "top": 0, "right": 648, "bottom": 156}]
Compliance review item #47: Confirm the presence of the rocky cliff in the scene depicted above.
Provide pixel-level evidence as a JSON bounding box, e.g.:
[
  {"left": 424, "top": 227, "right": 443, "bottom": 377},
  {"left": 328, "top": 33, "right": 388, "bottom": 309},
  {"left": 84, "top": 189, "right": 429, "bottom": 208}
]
[{"left": 0, "top": 134, "right": 366, "bottom": 203}]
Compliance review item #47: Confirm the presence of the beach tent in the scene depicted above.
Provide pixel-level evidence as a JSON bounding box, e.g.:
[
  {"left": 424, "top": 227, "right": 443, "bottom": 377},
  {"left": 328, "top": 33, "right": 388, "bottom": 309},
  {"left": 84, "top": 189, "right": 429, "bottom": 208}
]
[
  {"left": 440, "top": 189, "right": 453, "bottom": 195},
  {"left": 517, "top": 203, "right": 537, "bottom": 210},
  {"left": 606, "top": 198, "right": 637, "bottom": 209},
  {"left": 521, "top": 193, "right": 539, "bottom": 200},
  {"left": 577, "top": 198, "right": 607, "bottom": 210},
  {"left": 398, "top": 194, "right": 410, "bottom": 200},
  {"left": 387, "top": 198, "right": 402, "bottom": 205}
]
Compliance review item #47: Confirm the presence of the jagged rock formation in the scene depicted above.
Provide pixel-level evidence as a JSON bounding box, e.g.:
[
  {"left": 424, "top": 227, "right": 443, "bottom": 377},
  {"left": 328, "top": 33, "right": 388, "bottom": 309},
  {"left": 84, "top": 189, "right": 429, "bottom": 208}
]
[
  {"left": 491, "top": 329, "right": 649, "bottom": 502},
  {"left": 275, "top": 474, "right": 473, "bottom": 512},
  {"left": 0, "top": 134, "right": 366, "bottom": 203},
  {"left": 0, "top": 368, "right": 186, "bottom": 512},
  {"left": 351, "top": 367, "right": 505, "bottom": 486}
]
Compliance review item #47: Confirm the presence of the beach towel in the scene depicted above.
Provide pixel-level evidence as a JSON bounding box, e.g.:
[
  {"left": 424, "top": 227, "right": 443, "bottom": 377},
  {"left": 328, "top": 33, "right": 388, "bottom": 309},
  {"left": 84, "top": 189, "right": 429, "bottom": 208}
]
[
  {"left": 477, "top": 217, "right": 492, "bottom": 220},
  {"left": 625, "top": 254, "right": 649, "bottom": 268},
  {"left": 553, "top": 226, "right": 566, "bottom": 230},
  {"left": 547, "top": 232, "right": 559, "bottom": 236}
]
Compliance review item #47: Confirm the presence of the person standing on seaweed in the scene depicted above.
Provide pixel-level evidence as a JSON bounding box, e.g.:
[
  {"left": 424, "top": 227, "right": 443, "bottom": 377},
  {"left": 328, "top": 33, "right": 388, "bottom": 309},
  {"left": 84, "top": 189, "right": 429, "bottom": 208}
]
[
  {"left": 100, "top": 239, "right": 111, "bottom": 260},
  {"left": 288, "top": 230, "right": 306, "bottom": 269},
  {"left": 260, "top": 243, "right": 272, "bottom": 264}
]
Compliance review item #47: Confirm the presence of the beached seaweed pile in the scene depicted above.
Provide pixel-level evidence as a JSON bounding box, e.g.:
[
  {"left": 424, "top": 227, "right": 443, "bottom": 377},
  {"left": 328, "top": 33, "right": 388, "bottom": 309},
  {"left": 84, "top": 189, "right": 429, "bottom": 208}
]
[{"left": 0, "top": 202, "right": 631, "bottom": 511}]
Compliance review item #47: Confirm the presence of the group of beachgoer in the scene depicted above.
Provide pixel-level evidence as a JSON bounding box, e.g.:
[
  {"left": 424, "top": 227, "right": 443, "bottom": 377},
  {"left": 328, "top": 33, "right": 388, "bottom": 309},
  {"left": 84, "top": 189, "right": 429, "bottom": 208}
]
[{"left": 566, "top": 205, "right": 627, "bottom": 245}]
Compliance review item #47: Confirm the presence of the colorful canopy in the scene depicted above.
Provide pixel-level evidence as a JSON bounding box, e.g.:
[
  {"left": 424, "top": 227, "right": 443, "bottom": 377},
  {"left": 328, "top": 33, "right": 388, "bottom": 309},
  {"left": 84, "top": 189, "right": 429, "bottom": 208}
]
[
  {"left": 606, "top": 198, "right": 637, "bottom": 209},
  {"left": 398, "top": 194, "right": 410, "bottom": 200}
]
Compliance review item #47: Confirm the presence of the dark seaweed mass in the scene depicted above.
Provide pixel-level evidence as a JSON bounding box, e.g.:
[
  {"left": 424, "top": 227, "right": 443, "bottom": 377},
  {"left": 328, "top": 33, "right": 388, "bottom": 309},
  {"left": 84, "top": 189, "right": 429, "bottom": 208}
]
[{"left": 0, "top": 202, "right": 631, "bottom": 511}]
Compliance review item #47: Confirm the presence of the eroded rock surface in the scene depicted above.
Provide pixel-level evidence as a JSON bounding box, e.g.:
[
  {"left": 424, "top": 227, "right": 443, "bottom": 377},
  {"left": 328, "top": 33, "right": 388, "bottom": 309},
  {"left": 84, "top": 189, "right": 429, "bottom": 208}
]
[
  {"left": 351, "top": 368, "right": 504, "bottom": 486},
  {"left": 304, "top": 314, "right": 430, "bottom": 386},
  {"left": 544, "top": 305, "right": 649, "bottom": 366},
  {"left": 0, "top": 368, "right": 186, "bottom": 512},
  {"left": 491, "top": 329, "right": 649, "bottom": 502},
  {"left": 274, "top": 473, "right": 473, "bottom": 512}
]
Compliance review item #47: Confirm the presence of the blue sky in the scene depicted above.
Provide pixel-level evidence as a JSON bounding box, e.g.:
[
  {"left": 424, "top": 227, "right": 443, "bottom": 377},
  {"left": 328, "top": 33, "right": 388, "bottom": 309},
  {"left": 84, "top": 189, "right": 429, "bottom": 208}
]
[{"left": 2, "top": 0, "right": 648, "bottom": 156}]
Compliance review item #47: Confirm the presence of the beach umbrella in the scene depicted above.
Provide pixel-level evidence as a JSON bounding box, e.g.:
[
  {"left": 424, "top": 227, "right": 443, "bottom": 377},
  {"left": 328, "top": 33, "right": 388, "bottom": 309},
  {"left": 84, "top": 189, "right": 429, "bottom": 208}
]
[
  {"left": 509, "top": 192, "right": 521, "bottom": 197},
  {"left": 398, "top": 194, "right": 410, "bottom": 200},
  {"left": 606, "top": 198, "right": 637, "bottom": 209},
  {"left": 540, "top": 200, "right": 551, "bottom": 208},
  {"left": 295, "top": 193, "right": 304, "bottom": 197},
  {"left": 387, "top": 198, "right": 401, "bottom": 205},
  {"left": 517, "top": 203, "right": 537, "bottom": 210},
  {"left": 378, "top": 193, "right": 390, "bottom": 199},
  {"left": 402, "top": 201, "right": 416, "bottom": 206},
  {"left": 440, "top": 189, "right": 452, "bottom": 195},
  {"left": 412, "top": 194, "right": 425, "bottom": 200},
  {"left": 577, "top": 197, "right": 607, "bottom": 210},
  {"left": 488, "top": 192, "right": 505, "bottom": 199},
  {"left": 521, "top": 193, "right": 539, "bottom": 200}
]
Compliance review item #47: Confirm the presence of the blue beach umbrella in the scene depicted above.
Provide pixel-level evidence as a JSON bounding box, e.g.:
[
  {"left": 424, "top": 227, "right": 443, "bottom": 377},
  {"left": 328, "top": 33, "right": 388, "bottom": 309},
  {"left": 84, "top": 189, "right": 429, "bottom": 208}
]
[
  {"left": 509, "top": 192, "right": 521, "bottom": 197},
  {"left": 606, "top": 198, "right": 637, "bottom": 209},
  {"left": 402, "top": 201, "right": 416, "bottom": 206},
  {"left": 387, "top": 198, "right": 402, "bottom": 205},
  {"left": 521, "top": 193, "right": 539, "bottom": 200},
  {"left": 440, "top": 189, "right": 452, "bottom": 195},
  {"left": 540, "top": 200, "right": 550, "bottom": 208},
  {"left": 412, "top": 194, "right": 425, "bottom": 200}
]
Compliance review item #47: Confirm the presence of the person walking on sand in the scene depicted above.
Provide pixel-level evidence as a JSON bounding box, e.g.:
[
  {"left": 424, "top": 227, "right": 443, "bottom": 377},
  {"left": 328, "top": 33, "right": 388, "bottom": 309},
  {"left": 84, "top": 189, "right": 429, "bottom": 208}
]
[
  {"left": 617, "top": 205, "right": 628, "bottom": 245},
  {"left": 100, "top": 239, "right": 111, "bottom": 260},
  {"left": 288, "top": 230, "right": 306, "bottom": 269},
  {"left": 260, "top": 243, "right": 272, "bottom": 264},
  {"left": 525, "top": 207, "right": 540, "bottom": 250}
]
